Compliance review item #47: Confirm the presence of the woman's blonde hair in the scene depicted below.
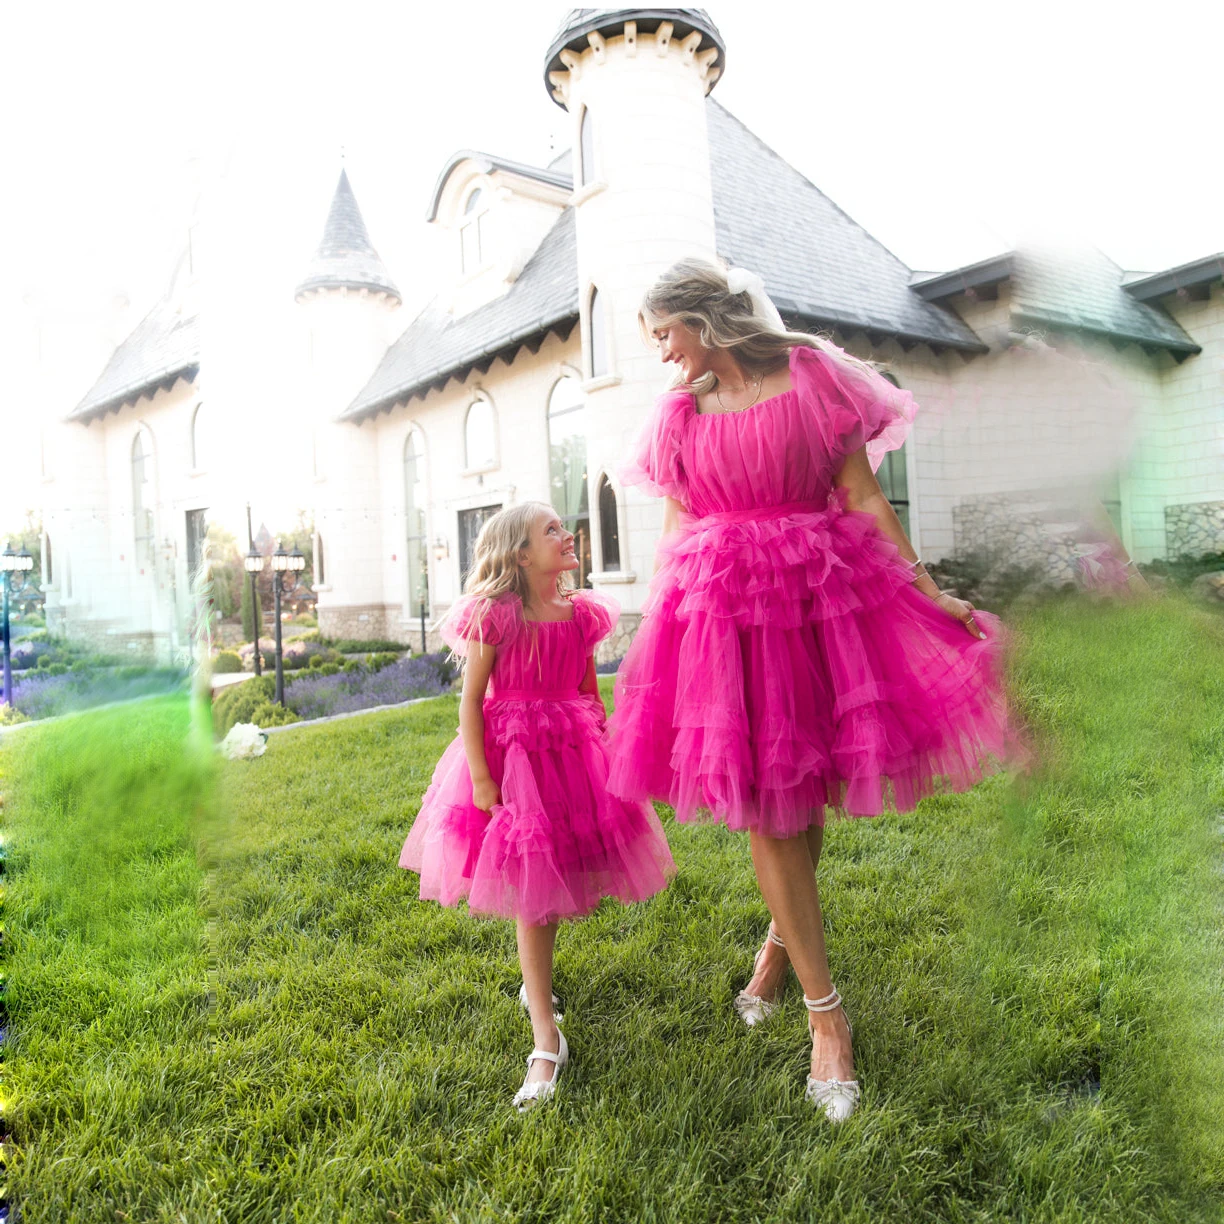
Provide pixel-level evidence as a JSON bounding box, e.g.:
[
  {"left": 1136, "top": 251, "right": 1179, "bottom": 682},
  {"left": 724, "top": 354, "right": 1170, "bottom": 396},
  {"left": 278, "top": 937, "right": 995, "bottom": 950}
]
[
  {"left": 639, "top": 256, "right": 881, "bottom": 393},
  {"left": 458, "top": 502, "right": 571, "bottom": 653}
]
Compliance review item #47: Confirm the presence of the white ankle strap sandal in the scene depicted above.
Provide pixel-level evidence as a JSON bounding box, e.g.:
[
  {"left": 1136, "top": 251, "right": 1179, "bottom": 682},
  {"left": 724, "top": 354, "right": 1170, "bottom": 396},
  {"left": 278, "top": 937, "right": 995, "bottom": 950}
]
[
  {"left": 511, "top": 1029, "right": 569, "bottom": 1112},
  {"left": 733, "top": 926, "right": 788, "bottom": 1028},
  {"left": 803, "top": 988, "right": 861, "bottom": 1123}
]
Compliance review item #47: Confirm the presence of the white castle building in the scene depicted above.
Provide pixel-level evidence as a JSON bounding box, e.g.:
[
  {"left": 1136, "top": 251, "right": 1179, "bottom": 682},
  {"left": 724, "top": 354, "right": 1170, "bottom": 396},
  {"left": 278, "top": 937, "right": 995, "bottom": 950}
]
[{"left": 41, "top": 8, "right": 1224, "bottom": 661}]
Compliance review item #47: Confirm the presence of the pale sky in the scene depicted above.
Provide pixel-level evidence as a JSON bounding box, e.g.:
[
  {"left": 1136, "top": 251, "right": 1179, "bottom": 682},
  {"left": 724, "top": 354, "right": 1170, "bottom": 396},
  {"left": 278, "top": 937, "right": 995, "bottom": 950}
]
[{"left": 2, "top": 0, "right": 1221, "bottom": 535}]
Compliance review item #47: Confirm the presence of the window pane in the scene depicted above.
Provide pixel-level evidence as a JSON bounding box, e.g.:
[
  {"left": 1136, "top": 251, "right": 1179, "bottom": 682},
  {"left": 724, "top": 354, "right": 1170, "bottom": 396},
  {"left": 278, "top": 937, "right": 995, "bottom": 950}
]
[
  {"left": 465, "top": 188, "right": 483, "bottom": 214},
  {"left": 598, "top": 476, "right": 621, "bottom": 571},
  {"left": 877, "top": 443, "right": 910, "bottom": 538},
  {"left": 465, "top": 401, "right": 496, "bottom": 469},
  {"left": 404, "top": 429, "right": 428, "bottom": 611},
  {"left": 580, "top": 108, "right": 594, "bottom": 186},
  {"left": 589, "top": 288, "right": 608, "bottom": 378},
  {"left": 548, "top": 379, "right": 587, "bottom": 523},
  {"left": 458, "top": 504, "right": 502, "bottom": 585}
]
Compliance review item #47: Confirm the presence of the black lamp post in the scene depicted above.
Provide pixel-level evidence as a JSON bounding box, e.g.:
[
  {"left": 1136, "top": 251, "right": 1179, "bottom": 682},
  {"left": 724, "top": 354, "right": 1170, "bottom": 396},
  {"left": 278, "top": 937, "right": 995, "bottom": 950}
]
[
  {"left": 270, "top": 541, "right": 306, "bottom": 707},
  {"left": 244, "top": 544, "right": 265, "bottom": 677},
  {"left": 1, "top": 542, "right": 35, "bottom": 710},
  {"left": 245, "top": 503, "right": 262, "bottom": 677}
]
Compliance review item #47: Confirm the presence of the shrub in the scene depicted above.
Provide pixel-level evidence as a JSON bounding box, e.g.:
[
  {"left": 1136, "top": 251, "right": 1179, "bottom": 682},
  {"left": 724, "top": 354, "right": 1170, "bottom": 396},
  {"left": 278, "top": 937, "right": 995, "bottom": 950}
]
[
  {"left": 11, "top": 639, "right": 54, "bottom": 670},
  {"left": 248, "top": 700, "right": 300, "bottom": 730},
  {"left": 316, "top": 663, "right": 341, "bottom": 677},
  {"left": 44, "top": 663, "right": 69, "bottom": 677},
  {"left": 0, "top": 703, "right": 28, "bottom": 726},
  {"left": 366, "top": 652, "right": 399, "bottom": 673},
  {"left": 213, "top": 651, "right": 243, "bottom": 674},
  {"left": 324, "top": 638, "right": 408, "bottom": 654},
  {"left": 212, "top": 677, "right": 275, "bottom": 736}
]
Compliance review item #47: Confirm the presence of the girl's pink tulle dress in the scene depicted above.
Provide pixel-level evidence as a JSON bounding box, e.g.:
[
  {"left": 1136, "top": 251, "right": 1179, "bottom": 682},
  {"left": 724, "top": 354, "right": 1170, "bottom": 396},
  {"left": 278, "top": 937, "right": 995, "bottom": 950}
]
[
  {"left": 607, "top": 345, "right": 1017, "bottom": 839},
  {"left": 399, "top": 590, "right": 676, "bottom": 925}
]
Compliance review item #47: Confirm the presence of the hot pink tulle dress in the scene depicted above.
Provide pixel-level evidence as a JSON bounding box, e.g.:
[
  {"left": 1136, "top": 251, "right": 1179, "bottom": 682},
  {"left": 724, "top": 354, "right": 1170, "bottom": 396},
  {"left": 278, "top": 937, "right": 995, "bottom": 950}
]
[
  {"left": 399, "top": 590, "right": 676, "bottom": 925},
  {"left": 606, "top": 345, "right": 1017, "bottom": 838}
]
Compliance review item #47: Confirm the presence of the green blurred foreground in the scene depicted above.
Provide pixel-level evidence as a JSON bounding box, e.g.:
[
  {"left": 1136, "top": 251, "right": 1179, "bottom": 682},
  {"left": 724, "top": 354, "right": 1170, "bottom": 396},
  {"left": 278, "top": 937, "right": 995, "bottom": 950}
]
[{"left": 1, "top": 598, "right": 1221, "bottom": 1222}]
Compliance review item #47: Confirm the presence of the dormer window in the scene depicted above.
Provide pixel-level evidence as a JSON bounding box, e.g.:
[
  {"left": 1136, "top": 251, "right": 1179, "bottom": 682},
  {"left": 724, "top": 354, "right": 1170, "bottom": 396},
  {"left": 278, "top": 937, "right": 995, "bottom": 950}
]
[{"left": 460, "top": 187, "right": 486, "bottom": 274}]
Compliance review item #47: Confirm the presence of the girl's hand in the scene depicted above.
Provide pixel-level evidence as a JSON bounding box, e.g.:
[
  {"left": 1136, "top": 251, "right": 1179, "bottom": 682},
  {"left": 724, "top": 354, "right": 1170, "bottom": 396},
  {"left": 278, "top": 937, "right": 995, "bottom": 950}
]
[
  {"left": 934, "top": 591, "right": 985, "bottom": 640},
  {"left": 472, "top": 777, "right": 501, "bottom": 813}
]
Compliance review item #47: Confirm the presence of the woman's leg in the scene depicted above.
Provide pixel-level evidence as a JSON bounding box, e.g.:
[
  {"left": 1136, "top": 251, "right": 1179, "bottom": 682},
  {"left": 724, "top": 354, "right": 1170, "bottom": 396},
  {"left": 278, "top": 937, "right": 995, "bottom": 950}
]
[
  {"left": 741, "top": 824, "right": 824, "bottom": 998},
  {"left": 749, "top": 829, "right": 853, "bottom": 1083},
  {"left": 516, "top": 919, "right": 561, "bottom": 1085}
]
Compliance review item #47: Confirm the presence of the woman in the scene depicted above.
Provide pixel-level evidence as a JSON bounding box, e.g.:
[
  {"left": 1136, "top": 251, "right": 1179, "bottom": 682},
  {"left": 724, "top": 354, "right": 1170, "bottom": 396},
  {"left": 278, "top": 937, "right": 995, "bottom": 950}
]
[{"left": 606, "top": 258, "right": 1016, "bottom": 1122}]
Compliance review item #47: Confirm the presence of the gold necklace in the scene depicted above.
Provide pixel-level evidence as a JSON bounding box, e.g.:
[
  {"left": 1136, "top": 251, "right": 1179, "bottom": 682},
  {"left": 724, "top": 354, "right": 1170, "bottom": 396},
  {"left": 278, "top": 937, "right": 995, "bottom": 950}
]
[{"left": 715, "top": 373, "right": 763, "bottom": 413}]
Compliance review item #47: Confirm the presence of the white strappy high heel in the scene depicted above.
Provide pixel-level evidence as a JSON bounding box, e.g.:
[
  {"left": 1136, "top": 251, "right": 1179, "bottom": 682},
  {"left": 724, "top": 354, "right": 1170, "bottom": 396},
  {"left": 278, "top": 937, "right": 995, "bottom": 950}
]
[
  {"left": 511, "top": 1029, "right": 569, "bottom": 1112},
  {"left": 803, "top": 987, "right": 861, "bottom": 1122},
  {"left": 733, "top": 926, "right": 788, "bottom": 1027},
  {"left": 518, "top": 982, "right": 564, "bottom": 1024}
]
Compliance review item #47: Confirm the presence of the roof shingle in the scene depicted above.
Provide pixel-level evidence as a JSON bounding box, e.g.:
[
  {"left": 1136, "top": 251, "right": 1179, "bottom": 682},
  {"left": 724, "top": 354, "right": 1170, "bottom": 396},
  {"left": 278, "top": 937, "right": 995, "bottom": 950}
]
[
  {"left": 343, "top": 208, "right": 579, "bottom": 421},
  {"left": 295, "top": 169, "right": 401, "bottom": 303},
  {"left": 70, "top": 296, "right": 199, "bottom": 423}
]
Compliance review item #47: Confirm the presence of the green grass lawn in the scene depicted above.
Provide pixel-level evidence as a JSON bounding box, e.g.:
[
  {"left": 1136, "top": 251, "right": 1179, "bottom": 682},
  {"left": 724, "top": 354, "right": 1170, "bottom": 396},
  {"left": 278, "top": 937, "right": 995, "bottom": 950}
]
[{"left": 2, "top": 597, "right": 1222, "bottom": 1222}]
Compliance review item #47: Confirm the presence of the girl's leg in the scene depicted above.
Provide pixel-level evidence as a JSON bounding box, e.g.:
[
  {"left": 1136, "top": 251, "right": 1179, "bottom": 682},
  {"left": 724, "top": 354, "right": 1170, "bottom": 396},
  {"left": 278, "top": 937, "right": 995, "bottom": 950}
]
[
  {"left": 749, "top": 829, "right": 853, "bottom": 1083},
  {"left": 516, "top": 918, "right": 561, "bottom": 1086},
  {"left": 741, "top": 824, "right": 824, "bottom": 999}
]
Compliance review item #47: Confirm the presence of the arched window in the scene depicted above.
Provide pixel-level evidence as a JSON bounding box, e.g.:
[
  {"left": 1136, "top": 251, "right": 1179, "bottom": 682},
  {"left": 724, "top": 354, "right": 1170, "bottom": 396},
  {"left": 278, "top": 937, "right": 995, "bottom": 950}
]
[
  {"left": 131, "top": 426, "right": 156, "bottom": 568},
  {"left": 404, "top": 428, "right": 428, "bottom": 614},
  {"left": 464, "top": 398, "right": 496, "bottom": 470},
  {"left": 460, "top": 186, "right": 485, "bottom": 274},
  {"left": 190, "top": 402, "right": 204, "bottom": 469},
  {"left": 314, "top": 532, "right": 326, "bottom": 586},
  {"left": 597, "top": 474, "right": 621, "bottom": 572},
  {"left": 547, "top": 375, "right": 591, "bottom": 587},
  {"left": 579, "top": 107, "right": 595, "bottom": 186},
  {"left": 876, "top": 373, "right": 910, "bottom": 537},
  {"left": 43, "top": 533, "right": 53, "bottom": 585},
  {"left": 588, "top": 287, "right": 608, "bottom": 379}
]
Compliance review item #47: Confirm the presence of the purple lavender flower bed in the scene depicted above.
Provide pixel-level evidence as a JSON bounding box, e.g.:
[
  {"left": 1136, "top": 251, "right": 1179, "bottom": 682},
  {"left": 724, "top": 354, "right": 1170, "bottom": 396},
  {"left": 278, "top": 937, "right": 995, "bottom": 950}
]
[
  {"left": 286, "top": 653, "right": 456, "bottom": 720},
  {"left": 10, "top": 668, "right": 187, "bottom": 720},
  {"left": 595, "top": 656, "right": 623, "bottom": 675}
]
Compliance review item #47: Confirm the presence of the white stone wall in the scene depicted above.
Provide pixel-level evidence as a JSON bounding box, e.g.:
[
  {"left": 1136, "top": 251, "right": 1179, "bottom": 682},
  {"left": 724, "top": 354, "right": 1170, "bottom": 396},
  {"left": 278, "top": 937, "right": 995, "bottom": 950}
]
[
  {"left": 44, "top": 375, "right": 208, "bottom": 662},
  {"left": 560, "top": 26, "right": 721, "bottom": 614}
]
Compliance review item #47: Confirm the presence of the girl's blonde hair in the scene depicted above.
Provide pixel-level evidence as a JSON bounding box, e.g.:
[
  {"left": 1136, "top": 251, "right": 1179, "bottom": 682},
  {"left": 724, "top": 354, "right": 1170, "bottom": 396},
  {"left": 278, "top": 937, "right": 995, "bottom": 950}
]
[
  {"left": 639, "top": 256, "right": 881, "bottom": 393},
  {"left": 457, "top": 503, "right": 572, "bottom": 658}
]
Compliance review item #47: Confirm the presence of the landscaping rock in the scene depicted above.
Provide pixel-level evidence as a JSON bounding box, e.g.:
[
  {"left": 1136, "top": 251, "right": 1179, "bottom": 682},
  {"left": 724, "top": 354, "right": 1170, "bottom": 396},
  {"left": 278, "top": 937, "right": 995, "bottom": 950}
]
[{"left": 1190, "top": 571, "right": 1224, "bottom": 603}]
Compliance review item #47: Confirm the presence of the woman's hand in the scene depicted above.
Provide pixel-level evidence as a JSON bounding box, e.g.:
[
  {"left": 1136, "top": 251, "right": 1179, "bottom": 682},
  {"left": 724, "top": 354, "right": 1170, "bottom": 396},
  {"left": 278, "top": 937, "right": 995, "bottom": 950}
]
[
  {"left": 472, "top": 776, "right": 501, "bottom": 812},
  {"left": 934, "top": 591, "right": 985, "bottom": 640}
]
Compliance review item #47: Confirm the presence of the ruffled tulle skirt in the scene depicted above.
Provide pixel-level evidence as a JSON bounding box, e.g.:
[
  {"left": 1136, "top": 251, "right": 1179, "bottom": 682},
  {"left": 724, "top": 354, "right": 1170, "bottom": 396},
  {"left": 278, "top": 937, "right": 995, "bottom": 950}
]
[
  {"left": 400, "top": 694, "right": 675, "bottom": 924},
  {"left": 607, "top": 495, "right": 1019, "bottom": 839}
]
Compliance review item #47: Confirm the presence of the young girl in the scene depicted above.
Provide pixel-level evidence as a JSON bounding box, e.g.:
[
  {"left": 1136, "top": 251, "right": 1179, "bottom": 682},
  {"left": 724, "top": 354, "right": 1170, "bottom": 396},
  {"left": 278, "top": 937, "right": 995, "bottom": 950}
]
[
  {"left": 399, "top": 501, "right": 675, "bottom": 1110},
  {"left": 606, "top": 259, "right": 1020, "bottom": 1121}
]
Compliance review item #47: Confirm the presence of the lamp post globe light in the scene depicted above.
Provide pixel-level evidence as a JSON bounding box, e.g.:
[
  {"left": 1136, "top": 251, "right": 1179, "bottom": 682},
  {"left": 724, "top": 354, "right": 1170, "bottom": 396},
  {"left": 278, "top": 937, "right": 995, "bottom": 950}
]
[
  {"left": 243, "top": 545, "right": 265, "bottom": 677},
  {"left": 1, "top": 542, "right": 36, "bottom": 710},
  {"left": 270, "top": 541, "right": 306, "bottom": 707}
]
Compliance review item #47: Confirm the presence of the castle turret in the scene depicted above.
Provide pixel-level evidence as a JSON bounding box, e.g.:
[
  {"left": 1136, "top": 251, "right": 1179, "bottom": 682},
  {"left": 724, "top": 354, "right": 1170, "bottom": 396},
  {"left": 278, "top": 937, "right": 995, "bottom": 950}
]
[
  {"left": 542, "top": 9, "right": 726, "bottom": 603},
  {"left": 295, "top": 168, "right": 401, "bottom": 640}
]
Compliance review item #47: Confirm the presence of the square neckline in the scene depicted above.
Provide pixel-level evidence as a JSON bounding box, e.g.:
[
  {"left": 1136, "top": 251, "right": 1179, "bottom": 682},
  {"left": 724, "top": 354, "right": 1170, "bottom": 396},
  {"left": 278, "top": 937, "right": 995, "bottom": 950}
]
[{"left": 689, "top": 347, "right": 798, "bottom": 418}]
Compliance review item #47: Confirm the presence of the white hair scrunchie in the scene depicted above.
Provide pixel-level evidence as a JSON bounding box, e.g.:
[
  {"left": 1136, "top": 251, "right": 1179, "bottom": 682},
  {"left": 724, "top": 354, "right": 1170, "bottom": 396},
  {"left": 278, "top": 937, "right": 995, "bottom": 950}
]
[{"left": 725, "top": 266, "right": 786, "bottom": 332}]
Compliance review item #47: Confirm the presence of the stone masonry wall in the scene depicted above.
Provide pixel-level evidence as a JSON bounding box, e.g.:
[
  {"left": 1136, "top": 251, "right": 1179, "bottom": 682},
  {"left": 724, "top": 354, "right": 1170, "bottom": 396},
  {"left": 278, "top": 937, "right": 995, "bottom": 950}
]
[{"left": 1165, "top": 501, "right": 1224, "bottom": 558}]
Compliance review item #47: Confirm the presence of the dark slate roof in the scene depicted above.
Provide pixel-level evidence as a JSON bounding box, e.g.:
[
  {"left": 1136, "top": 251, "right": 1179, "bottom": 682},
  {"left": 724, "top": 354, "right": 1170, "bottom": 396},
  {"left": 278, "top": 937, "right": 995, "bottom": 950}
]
[
  {"left": 426, "top": 151, "right": 572, "bottom": 222},
  {"left": 1009, "top": 246, "right": 1200, "bottom": 357},
  {"left": 911, "top": 254, "right": 1013, "bottom": 301},
  {"left": 1123, "top": 252, "right": 1224, "bottom": 302},
  {"left": 295, "top": 169, "right": 401, "bottom": 302},
  {"left": 544, "top": 9, "right": 725, "bottom": 104},
  {"left": 343, "top": 208, "right": 579, "bottom": 421},
  {"left": 706, "top": 101, "right": 988, "bottom": 354},
  {"left": 70, "top": 296, "right": 199, "bottom": 423}
]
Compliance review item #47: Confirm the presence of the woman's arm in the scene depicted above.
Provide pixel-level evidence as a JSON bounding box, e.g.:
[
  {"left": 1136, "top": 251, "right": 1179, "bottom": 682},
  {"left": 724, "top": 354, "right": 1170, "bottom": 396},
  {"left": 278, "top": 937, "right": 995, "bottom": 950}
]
[
  {"left": 459, "top": 640, "right": 501, "bottom": 811},
  {"left": 655, "top": 496, "right": 686, "bottom": 575},
  {"left": 834, "top": 445, "right": 984, "bottom": 639}
]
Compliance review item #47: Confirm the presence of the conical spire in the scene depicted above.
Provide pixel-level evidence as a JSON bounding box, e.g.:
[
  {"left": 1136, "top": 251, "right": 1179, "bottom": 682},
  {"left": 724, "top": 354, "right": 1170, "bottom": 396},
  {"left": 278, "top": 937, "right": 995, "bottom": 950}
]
[{"left": 295, "top": 169, "right": 401, "bottom": 303}]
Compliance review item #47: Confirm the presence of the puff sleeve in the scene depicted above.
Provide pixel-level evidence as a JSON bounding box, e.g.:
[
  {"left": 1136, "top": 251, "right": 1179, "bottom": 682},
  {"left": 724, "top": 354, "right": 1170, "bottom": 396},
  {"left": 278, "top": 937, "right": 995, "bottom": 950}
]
[
  {"left": 791, "top": 345, "right": 917, "bottom": 473},
  {"left": 571, "top": 590, "right": 620, "bottom": 652},
  {"left": 618, "top": 390, "right": 691, "bottom": 501},
  {"left": 440, "top": 594, "right": 520, "bottom": 657}
]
